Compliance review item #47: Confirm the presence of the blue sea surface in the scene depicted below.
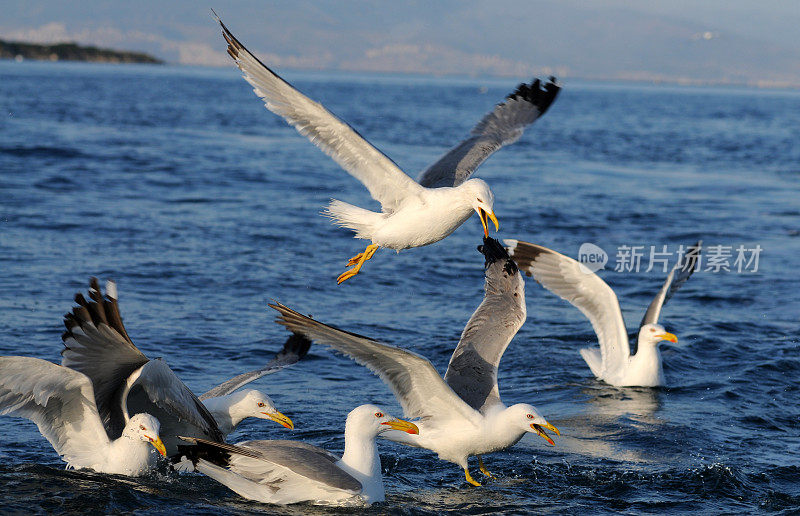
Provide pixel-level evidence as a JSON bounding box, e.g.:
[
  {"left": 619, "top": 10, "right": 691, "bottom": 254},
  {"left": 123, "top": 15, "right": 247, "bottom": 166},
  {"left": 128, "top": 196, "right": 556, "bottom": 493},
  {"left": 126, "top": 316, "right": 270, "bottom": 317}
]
[{"left": 0, "top": 60, "right": 798, "bottom": 514}]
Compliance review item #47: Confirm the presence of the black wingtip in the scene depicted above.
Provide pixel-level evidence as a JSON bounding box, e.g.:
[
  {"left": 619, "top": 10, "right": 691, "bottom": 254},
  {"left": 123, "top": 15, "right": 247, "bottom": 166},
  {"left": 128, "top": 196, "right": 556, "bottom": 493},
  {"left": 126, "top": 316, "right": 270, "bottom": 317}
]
[
  {"left": 506, "top": 76, "right": 561, "bottom": 115},
  {"left": 284, "top": 333, "right": 312, "bottom": 360},
  {"left": 478, "top": 237, "right": 518, "bottom": 275}
]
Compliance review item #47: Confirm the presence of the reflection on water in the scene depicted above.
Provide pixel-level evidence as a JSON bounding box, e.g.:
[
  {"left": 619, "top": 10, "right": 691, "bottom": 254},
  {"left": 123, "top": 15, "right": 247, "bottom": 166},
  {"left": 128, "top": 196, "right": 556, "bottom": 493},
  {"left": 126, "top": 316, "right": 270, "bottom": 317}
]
[
  {"left": 547, "top": 384, "right": 664, "bottom": 464},
  {"left": 583, "top": 385, "right": 663, "bottom": 424}
]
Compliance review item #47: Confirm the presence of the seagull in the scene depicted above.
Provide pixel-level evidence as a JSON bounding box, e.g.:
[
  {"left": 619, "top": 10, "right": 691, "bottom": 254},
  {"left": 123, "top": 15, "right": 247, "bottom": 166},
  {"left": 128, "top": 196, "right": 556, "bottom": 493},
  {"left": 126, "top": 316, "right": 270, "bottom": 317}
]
[
  {"left": 214, "top": 14, "right": 560, "bottom": 284},
  {"left": 61, "top": 278, "right": 307, "bottom": 459},
  {"left": 0, "top": 356, "right": 167, "bottom": 476},
  {"left": 179, "top": 404, "right": 418, "bottom": 506},
  {"left": 505, "top": 240, "right": 702, "bottom": 387},
  {"left": 268, "top": 237, "right": 558, "bottom": 486}
]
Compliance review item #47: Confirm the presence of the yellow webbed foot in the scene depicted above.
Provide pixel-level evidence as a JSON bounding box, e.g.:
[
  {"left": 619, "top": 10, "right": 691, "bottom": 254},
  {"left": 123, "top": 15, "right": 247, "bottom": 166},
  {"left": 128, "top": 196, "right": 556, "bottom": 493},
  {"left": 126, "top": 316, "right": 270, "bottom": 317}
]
[
  {"left": 464, "top": 467, "right": 482, "bottom": 487},
  {"left": 337, "top": 268, "right": 359, "bottom": 284},
  {"left": 337, "top": 244, "right": 379, "bottom": 285},
  {"left": 478, "top": 456, "right": 496, "bottom": 479},
  {"left": 346, "top": 252, "right": 364, "bottom": 267}
]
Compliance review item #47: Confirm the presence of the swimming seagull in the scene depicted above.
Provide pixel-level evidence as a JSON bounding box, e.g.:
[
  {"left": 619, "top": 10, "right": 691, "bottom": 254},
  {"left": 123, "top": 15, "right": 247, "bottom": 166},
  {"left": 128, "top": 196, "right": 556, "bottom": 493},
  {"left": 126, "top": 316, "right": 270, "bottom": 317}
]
[
  {"left": 214, "top": 14, "right": 560, "bottom": 284},
  {"left": 180, "top": 404, "right": 418, "bottom": 506},
  {"left": 61, "top": 278, "right": 308, "bottom": 459},
  {"left": 268, "top": 237, "right": 558, "bottom": 486},
  {"left": 505, "top": 240, "right": 702, "bottom": 387},
  {"left": 0, "top": 356, "right": 167, "bottom": 476}
]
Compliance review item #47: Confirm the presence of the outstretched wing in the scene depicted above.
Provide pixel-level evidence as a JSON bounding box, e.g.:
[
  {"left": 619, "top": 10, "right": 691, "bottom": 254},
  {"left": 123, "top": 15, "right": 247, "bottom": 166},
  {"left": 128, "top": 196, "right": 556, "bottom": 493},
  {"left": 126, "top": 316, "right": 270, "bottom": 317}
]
[
  {"left": 269, "top": 303, "right": 478, "bottom": 422},
  {"left": 506, "top": 239, "right": 630, "bottom": 377},
  {"left": 639, "top": 241, "right": 702, "bottom": 328},
  {"left": 61, "top": 278, "right": 223, "bottom": 449},
  {"left": 417, "top": 78, "right": 560, "bottom": 188},
  {"left": 0, "top": 356, "right": 111, "bottom": 466},
  {"left": 444, "top": 237, "right": 526, "bottom": 413},
  {"left": 199, "top": 333, "right": 312, "bottom": 401},
  {"left": 215, "top": 14, "right": 422, "bottom": 212},
  {"left": 61, "top": 278, "right": 149, "bottom": 437}
]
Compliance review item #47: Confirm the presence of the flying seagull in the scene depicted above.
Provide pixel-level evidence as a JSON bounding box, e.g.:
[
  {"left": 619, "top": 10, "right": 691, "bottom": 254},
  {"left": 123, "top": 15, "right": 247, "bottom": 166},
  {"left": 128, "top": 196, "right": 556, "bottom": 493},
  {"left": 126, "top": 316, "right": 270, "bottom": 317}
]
[
  {"left": 214, "top": 13, "right": 560, "bottom": 283},
  {"left": 0, "top": 356, "right": 166, "bottom": 476},
  {"left": 180, "top": 405, "right": 418, "bottom": 505},
  {"left": 269, "top": 237, "right": 558, "bottom": 486},
  {"left": 61, "top": 278, "right": 308, "bottom": 459},
  {"left": 506, "top": 240, "right": 702, "bottom": 387}
]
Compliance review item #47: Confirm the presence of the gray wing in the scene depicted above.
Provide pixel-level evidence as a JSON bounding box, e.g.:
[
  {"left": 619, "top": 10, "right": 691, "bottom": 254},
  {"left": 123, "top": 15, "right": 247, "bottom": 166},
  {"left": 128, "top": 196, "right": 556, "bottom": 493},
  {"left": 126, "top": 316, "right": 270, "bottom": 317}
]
[
  {"left": 61, "top": 278, "right": 149, "bottom": 437},
  {"left": 506, "top": 239, "right": 631, "bottom": 377},
  {"left": 184, "top": 437, "right": 361, "bottom": 493},
  {"left": 417, "top": 78, "right": 560, "bottom": 188},
  {"left": 0, "top": 356, "right": 111, "bottom": 466},
  {"left": 215, "top": 14, "right": 422, "bottom": 212},
  {"left": 61, "top": 278, "right": 223, "bottom": 448},
  {"left": 639, "top": 241, "right": 702, "bottom": 328},
  {"left": 126, "top": 359, "right": 224, "bottom": 455},
  {"left": 199, "top": 333, "right": 312, "bottom": 401},
  {"left": 444, "top": 238, "right": 526, "bottom": 413},
  {"left": 269, "top": 303, "right": 478, "bottom": 422}
]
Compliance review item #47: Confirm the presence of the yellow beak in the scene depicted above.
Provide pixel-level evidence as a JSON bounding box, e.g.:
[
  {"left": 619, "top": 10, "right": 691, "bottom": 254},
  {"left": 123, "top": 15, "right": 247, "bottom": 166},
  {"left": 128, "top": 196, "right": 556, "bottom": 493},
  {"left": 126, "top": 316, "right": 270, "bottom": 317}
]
[
  {"left": 381, "top": 418, "right": 420, "bottom": 435},
  {"left": 656, "top": 332, "right": 678, "bottom": 343},
  {"left": 148, "top": 435, "right": 167, "bottom": 457},
  {"left": 265, "top": 411, "right": 294, "bottom": 430},
  {"left": 531, "top": 422, "right": 559, "bottom": 445},
  {"left": 477, "top": 208, "right": 500, "bottom": 237}
]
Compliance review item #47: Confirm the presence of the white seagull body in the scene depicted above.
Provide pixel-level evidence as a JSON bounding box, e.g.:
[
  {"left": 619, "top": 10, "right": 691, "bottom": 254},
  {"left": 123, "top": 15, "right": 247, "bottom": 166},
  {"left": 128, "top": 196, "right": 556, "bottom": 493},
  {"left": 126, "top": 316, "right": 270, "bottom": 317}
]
[
  {"left": 0, "top": 356, "right": 167, "bottom": 476},
  {"left": 60, "top": 278, "right": 300, "bottom": 460},
  {"left": 506, "top": 240, "right": 702, "bottom": 387},
  {"left": 181, "top": 405, "right": 418, "bottom": 506},
  {"left": 269, "top": 237, "right": 558, "bottom": 485},
  {"left": 215, "top": 15, "right": 560, "bottom": 283}
]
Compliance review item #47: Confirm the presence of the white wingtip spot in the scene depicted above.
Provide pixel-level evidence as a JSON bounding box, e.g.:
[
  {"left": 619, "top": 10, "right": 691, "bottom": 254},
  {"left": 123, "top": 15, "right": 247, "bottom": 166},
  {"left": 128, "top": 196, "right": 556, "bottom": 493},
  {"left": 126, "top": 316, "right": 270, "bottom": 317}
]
[
  {"left": 503, "top": 239, "right": 518, "bottom": 255},
  {"left": 106, "top": 280, "right": 118, "bottom": 300}
]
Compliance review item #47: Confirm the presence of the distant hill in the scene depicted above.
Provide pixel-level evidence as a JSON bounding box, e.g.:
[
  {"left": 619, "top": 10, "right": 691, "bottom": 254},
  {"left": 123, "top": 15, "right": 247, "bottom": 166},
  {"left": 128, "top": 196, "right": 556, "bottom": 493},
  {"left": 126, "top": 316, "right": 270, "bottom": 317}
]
[{"left": 0, "top": 39, "right": 162, "bottom": 64}]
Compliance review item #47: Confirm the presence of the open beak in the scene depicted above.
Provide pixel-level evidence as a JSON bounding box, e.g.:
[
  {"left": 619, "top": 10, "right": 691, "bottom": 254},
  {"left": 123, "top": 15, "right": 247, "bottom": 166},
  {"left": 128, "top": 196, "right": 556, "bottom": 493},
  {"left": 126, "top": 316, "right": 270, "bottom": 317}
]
[
  {"left": 264, "top": 411, "right": 294, "bottom": 430},
  {"left": 381, "top": 418, "right": 419, "bottom": 435},
  {"left": 656, "top": 332, "right": 678, "bottom": 343},
  {"left": 477, "top": 208, "right": 500, "bottom": 237},
  {"left": 147, "top": 435, "right": 167, "bottom": 457},
  {"left": 531, "top": 422, "right": 559, "bottom": 446}
]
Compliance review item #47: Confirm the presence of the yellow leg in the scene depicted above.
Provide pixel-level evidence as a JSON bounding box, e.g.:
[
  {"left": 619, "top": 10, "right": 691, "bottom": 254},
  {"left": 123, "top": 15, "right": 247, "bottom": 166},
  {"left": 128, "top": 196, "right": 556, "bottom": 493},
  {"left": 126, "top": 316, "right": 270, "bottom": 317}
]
[
  {"left": 464, "top": 467, "right": 481, "bottom": 487},
  {"left": 337, "top": 244, "right": 379, "bottom": 284},
  {"left": 478, "top": 456, "right": 495, "bottom": 479},
  {"left": 345, "top": 244, "right": 379, "bottom": 266}
]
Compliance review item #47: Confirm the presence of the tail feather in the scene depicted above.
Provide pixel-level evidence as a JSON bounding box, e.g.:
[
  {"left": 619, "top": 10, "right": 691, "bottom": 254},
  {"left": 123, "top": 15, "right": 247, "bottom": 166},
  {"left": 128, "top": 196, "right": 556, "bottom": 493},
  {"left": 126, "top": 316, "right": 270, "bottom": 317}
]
[{"left": 323, "top": 199, "right": 381, "bottom": 240}]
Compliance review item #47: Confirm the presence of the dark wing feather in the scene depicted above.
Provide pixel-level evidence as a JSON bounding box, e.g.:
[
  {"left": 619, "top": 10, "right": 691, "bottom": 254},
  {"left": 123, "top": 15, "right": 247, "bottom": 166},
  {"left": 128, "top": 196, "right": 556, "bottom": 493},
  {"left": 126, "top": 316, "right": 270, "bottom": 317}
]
[
  {"left": 417, "top": 77, "right": 560, "bottom": 188},
  {"left": 639, "top": 241, "right": 702, "bottom": 328},
  {"left": 199, "top": 333, "right": 311, "bottom": 400},
  {"left": 61, "top": 278, "right": 149, "bottom": 437}
]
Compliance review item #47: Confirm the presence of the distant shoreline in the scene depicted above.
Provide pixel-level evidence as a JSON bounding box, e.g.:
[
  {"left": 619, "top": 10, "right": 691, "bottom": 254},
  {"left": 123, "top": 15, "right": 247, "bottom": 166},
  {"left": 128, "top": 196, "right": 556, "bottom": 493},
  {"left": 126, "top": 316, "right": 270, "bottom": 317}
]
[{"left": 0, "top": 39, "right": 162, "bottom": 64}]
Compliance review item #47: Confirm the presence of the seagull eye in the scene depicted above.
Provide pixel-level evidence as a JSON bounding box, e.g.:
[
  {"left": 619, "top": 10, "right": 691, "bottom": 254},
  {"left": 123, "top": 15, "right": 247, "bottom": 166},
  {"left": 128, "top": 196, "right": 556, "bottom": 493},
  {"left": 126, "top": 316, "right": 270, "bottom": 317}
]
[
  {"left": 139, "top": 425, "right": 146, "bottom": 431},
  {"left": 375, "top": 412, "right": 384, "bottom": 418},
  {"left": 650, "top": 328, "right": 655, "bottom": 332},
  {"left": 477, "top": 197, "right": 483, "bottom": 203},
  {"left": 257, "top": 402, "right": 265, "bottom": 407},
  {"left": 526, "top": 414, "right": 533, "bottom": 419}
]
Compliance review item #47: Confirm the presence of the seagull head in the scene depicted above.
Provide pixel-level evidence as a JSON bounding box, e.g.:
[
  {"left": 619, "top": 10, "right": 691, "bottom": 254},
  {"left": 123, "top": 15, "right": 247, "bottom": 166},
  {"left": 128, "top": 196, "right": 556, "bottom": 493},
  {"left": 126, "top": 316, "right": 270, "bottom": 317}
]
[
  {"left": 638, "top": 323, "right": 678, "bottom": 348},
  {"left": 347, "top": 404, "right": 419, "bottom": 438},
  {"left": 463, "top": 178, "right": 498, "bottom": 237},
  {"left": 508, "top": 404, "right": 560, "bottom": 446},
  {"left": 128, "top": 413, "right": 167, "bottom": 456},
  {"left": 232, "top": 389, "right": 294, "bottom": 429}
]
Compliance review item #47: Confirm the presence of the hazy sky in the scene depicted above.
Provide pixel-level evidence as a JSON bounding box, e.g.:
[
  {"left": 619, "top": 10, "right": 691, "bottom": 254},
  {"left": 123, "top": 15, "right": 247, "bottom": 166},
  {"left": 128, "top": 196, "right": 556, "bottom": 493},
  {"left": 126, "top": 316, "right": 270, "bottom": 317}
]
[{"left": 2, "top": 1, "right": 799, "bottom": 86}]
